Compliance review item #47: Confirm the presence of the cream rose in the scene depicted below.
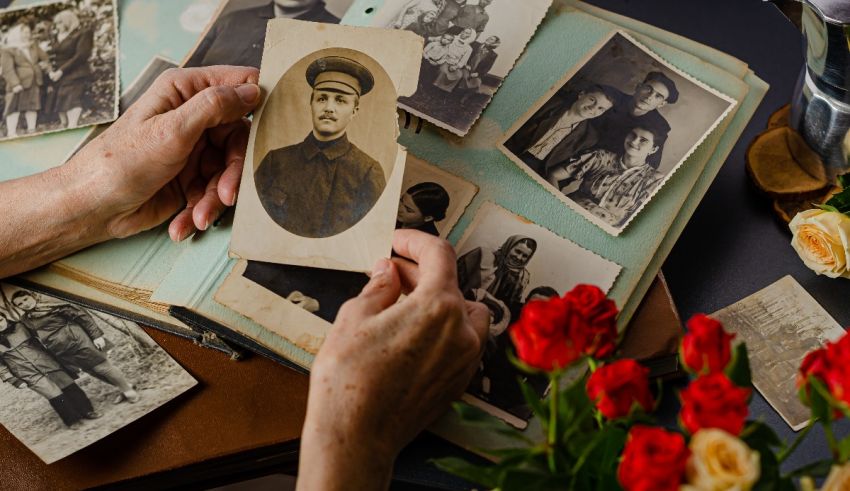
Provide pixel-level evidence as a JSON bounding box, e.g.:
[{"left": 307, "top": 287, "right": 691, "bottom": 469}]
[
  {"left": 681, "top": 429, "right": 759, "bottom": 491},
  {"left": 790, "top": 209, "right": 850, "bottom": 279},
  {"left": 821, "top": 462, "right": 850, "bottom": 491}
]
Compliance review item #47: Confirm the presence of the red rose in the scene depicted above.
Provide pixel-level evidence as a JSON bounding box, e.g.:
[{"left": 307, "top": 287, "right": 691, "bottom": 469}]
[
  {"left": 510, "top": 297, "right": 581, "bottom": 371},
  {"left": 823, "top": 335, "right": 850, "bottom": 406},
  {"left": 586, "top": 359, "right": 654, "bottom": 419},
  {"left": 798, "top": 347, "right": 830, "bottom": 392},
  {"left": 618, "top": 425, "right": 689, "bottom": 491},
  {"left": 679, "top": 373, "right": 750, "bottom": 435},
  {"left": 564, "top": 284, "right": 618, "bottom": 359},
  {"left": 681, "top": 314, "right": 735, "bottom": 374}
]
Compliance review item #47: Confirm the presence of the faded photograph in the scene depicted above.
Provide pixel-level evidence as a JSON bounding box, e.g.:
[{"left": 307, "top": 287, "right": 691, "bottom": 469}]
[
  {"left": 66, "top": 56, "right": 177, "bottom": 162},
  {"left": 501, "top": 32, "right": 735, "bottom": 235},
  {"left": 0, "top": 0, "right": 118, "bottom": 140},
  {"left": 0, "top": 285, "right": 196, "bottom": 464},
  {"left": 454, "top": 203, "right": 620, "bottom": 423},
  {"left": 398, "top": 155, "right": 478, "bottom": 238},
  {"left": 372, "top": 0, "right": 553, "bottom": 136},
  {"left": 712, "top": 276, "right": 845, "bottom": 431},
  {"left": 183, "top": 0, "right": 354, "bottom": 68}
]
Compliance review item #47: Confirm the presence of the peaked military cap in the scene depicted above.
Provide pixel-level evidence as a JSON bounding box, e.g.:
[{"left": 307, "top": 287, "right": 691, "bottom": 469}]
[{"left": 306, "top": 56, "right": 375, "bottom": 97}]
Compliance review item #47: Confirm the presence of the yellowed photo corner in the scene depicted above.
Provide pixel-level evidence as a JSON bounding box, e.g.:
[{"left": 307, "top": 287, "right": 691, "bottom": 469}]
[{"left": 230, "top": 19, "right": 423, "bottom": 273}]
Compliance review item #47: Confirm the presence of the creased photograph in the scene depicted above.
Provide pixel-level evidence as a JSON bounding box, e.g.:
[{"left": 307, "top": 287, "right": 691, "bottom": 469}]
[
  {"left": 0, "top": 285, "right": 196, "bottom": 464},
  {"left": 371, "top": 0, "right": 553, "bottom": 136},
  {"left": 229, "top": 19, "right": 421, "bottom": 272},
  {"left": 0, "top": 0, "right": 119, "bottom": 141},
  {"left": 501, "top": 31, "right": 736, "bottom": 236},
  {"left": 454, "top": 203, "right": 621, "bottom": 426}
]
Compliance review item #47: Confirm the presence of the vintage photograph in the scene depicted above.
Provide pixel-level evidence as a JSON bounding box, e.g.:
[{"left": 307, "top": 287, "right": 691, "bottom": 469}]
[
  {"left": 229, "top": 20, "right": 421, "bottom": 272},
  {"left": 398, "top": 154, "right": 478, "bottom": 238},
  {"left": 183, "top": 0, "right": 355, "bottom": 68},
  {"left": 0, "top": 0, "right": 118, "bottom": 141},
  {"left": 372, "top": 0, "right": 552, "bottom": 136},
  {"left": 0, "top": 285, "right": 196, "bottom": 464},
  {"left": 454, "top": 202, "right": 621, "bottom": 425},
  {"left": 65, "top": 56, "right": 177, "bottom": 162},
  {"left": 711, "top": 276, "right": 845, "bottom": 431},
  {"left": 501, "top": 31, "right": 736, "bottom": 236}
]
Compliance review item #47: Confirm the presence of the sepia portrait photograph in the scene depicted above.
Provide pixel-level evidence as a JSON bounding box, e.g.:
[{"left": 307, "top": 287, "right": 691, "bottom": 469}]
[
  {"left": 65, "top": 56, "right": 176, "bottom": 162},
  {"left": 229, "top": 20, "right": 421, "bottom": 272},
  {"left": 183, "top": 0, "right": 355, "bottom": 69},
  {"left": 371, "top": 0, "right": 552, "bottom": 136},
  {"left": 398, "top": 154, "right": 478, "bottom": 238},
  {"left": 0, "top": 0, "right": 118, "bottom": 141},
  {"left": 501, "top": 31, "right": 736, "bottom": 236},
  {"left": 711, "top": 276, "right": 846, "bottom": 431},
  {"left": 454, "top": 203, "right": 621, "bottom": 426},
  {"left": 0, "top": 285, "right": 196, "bottom": 464}
]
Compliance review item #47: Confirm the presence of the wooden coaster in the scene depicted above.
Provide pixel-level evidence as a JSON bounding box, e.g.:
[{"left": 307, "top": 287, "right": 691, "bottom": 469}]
[{"left": 746, "top": 126, "right": 829, "bottom": 200}]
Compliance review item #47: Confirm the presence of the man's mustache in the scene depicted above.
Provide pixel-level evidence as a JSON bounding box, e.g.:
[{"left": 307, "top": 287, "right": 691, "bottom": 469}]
[{"left": 319, "top": 114, "right": 338, "bottom": 121}]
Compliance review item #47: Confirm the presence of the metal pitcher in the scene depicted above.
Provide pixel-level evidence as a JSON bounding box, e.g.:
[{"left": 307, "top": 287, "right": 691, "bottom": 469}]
[{"left": 771, "top": 0, "right": 850, "bottom": 182}]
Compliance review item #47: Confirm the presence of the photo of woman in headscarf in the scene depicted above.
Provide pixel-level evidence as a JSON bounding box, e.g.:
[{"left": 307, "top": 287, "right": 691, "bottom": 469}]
[
  {"left": 433, "top": 27, "right": 476, "bottom": 93},
  {"left": 503, "top": 84, "right": 619, "bottom": 177},
  {"left": 0, "top": 312, "right": 99, "bottom": 429},
  {"left": 456, "top": 234, "right": 538, "bottom": 315},
  {"left": 396, "top": 181, "right": 450, "bottom": 236},
  {"left": 48, "top": 10, "right": 94, "bottom": 129},
  {"left": 1, "top": 22, "right": 49, "bottom": 138}
]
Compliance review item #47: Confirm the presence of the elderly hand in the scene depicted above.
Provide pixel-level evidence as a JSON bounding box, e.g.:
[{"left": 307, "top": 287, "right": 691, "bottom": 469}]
[
  {"left": 297, "top": 230, "right": 489, "bottom": 490},
  {"left": 0, "top": 66, "right": 261, "bottom": 278},
  {"left": 73, "top": 66, "right": 261, "bottom": 241}
]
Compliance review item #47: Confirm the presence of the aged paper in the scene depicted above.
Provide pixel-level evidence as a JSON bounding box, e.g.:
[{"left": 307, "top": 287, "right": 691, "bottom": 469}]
[
  {"left": 712, "top": 276, "right": 845, "bottom": 431},
  {"left": 229, "top": 19, "right": 423, "bottom": 273}
]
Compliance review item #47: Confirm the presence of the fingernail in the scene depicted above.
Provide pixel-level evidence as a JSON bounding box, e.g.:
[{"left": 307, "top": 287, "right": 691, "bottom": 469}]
[
  {"left": 200, "top": 219, "right": 209, "bottom": 231},
  {"left": 235, "top": 84, "right": 260, "bottom": 104},
  {"left": 371, "top": 258, "right": 391, "bottom": 278}
]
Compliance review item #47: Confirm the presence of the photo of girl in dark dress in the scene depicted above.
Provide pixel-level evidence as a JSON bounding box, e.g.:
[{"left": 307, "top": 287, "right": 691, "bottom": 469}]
[{"left": 49, "top": 10, "right": 94, "bottom": 129}]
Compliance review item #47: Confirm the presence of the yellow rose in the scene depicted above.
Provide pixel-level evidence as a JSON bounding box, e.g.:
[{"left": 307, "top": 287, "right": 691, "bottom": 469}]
[
  {"left": 789, "top": 209, "right": 850, "bottom": 279},
  {"left": 821, "top": 462, "right": 850, "bottom": 491},
  {"left": 681, "top": 429, "right": 759, "bottom": 491}
]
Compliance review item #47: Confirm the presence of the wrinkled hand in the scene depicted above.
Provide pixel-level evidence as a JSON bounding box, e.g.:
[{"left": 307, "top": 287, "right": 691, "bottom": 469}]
[
  {"left": 69, "top": 66, "right": 261, "bottom": 241},
  {"left": 93, "top": 337, "right": 106, "bottom": 350},
  {"left": 297, "top": 230, "right": 489, "bottom": 490}
]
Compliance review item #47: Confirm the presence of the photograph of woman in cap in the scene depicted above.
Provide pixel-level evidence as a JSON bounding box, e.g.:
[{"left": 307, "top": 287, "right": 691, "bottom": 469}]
[{"left": 254, "top": 55, "right": 386, "bottom": 238}]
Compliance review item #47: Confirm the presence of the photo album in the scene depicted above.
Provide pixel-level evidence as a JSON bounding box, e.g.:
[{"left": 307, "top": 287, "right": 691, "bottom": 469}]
[{"left": 0, "top": 0, "right": 769, "bottom": 461}]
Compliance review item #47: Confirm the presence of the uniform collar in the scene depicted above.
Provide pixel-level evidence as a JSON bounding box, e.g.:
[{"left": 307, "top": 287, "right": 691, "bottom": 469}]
[
  {"left": 301, "top": 133, "right": 351, "bottom": 161},
  {"left": 260, "top": 1, "right": 329, "bottom": 20}
]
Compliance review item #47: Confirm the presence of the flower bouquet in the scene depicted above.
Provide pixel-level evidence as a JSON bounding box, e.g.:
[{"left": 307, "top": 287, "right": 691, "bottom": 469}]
[{"left": 434, "top": 285, "right": 850, "bottom": 490}]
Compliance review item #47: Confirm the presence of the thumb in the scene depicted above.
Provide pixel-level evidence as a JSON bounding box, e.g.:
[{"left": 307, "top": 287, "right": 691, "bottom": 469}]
[
  {"left": 336, "top": 259, "right": 401, "bottom": 323},
  {"left": 168, "top": 83, "right": 261, "bottom": 146}
]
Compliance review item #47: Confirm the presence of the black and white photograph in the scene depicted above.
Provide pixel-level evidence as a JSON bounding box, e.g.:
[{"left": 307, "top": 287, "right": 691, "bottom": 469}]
[
  {"left": 182, "top": 0, "right": 354, "bottom": 69},
  {"left": 398, "top": 154, "right": 478, "bottom": 238},
  {"left": 0, "top": 0, "right": 118, "bottom": 141},
  {"left": 454, "top": 203, "right": 621, "bottom": 426},
  {"left": 64, "top": 55, "right": 176, "bottom": 162},
  {"left": 0, "top": 285, "right": 196, "bottom": 464},
  {"left": 229, "top": 19, "right": 421, "bottom": 273},
  {"left": 501, "top": 32, "right": 736, "bottom": 236},
  {"left": 371, "top": 0, "right": 552, "bottom": 136},
  {"left": 711, "top": 276, "right": 846, "bottom": 431}
]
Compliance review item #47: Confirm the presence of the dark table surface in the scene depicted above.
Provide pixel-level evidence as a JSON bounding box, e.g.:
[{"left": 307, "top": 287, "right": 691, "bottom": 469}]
[{"left": 395, "top": 0, "right": 850, "bottom": 488}]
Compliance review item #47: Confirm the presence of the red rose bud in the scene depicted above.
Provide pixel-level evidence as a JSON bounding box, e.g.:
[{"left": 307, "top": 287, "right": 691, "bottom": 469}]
[
  {"left": 681, "top": 314, "right": 735, "bottom": 374},
  {"left": 679, "top": 373, "right": 750, "bottom": 436},
  {"left": 618, "top": 425, "right": 689, "bottom": 491},
  {"left": 509, "top": 296, "right": 581, "bottom": 371},
  {"left": 586, "top": 359, "right": 654, "bottom": 419},
  {"left": 564, "top": 284, "right": 618, "bottom": 359}
]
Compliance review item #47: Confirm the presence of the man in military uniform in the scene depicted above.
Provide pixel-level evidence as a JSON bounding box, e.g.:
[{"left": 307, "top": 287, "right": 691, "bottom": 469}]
[
  {"left": 255, "top": 56, "right": 386, "bottom": 238},
  {"left": 186, "top": 0, "right": 341, "bottom": 68},
  {"left": 592, "top": 71, "right": 678, "bottom": 168},
  {"left": 12, "top": 291, "right": 141, "bottom": 404}
]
